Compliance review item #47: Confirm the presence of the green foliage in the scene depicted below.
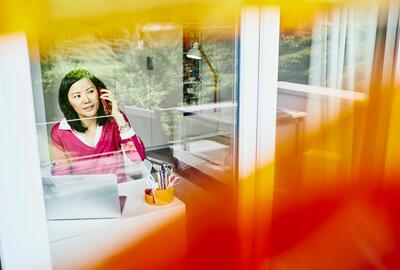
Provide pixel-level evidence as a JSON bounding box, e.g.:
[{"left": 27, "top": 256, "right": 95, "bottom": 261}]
[
  {"left": 279, "top": 29, "right": 312, "bottom": 84},
  {"left": 40, "top": 31, "right": 178, "bottom": 110}
]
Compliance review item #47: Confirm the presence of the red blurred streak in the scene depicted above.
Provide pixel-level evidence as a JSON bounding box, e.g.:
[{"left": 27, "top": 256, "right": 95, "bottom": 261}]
[{"left": 271, "top": 177, "right": 400, "bottom": 270}]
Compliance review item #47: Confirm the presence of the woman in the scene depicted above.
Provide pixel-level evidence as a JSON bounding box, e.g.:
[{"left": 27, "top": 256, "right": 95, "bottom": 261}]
[{"left": 51, "top": 69, "right": 145, "bottom": 182}]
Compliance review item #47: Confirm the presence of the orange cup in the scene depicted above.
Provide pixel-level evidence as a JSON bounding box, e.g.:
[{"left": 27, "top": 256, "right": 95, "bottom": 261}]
[{"left": 144, "top": 187, "right": 174, "bottom": 205}]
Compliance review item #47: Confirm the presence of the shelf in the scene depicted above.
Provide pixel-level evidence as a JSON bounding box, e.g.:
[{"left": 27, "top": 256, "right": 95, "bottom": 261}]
[{"left": 183, "top": 81, "right": 200, "bottom": 85}]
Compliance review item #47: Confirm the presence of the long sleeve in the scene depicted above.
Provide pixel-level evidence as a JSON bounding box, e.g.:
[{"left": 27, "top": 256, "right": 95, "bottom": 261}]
[
  {"left": 119, "top": 113, "right": 146, "bottom": 162},
  {"left": 50, "top": 126, "right": 72, "bottom": 175}
]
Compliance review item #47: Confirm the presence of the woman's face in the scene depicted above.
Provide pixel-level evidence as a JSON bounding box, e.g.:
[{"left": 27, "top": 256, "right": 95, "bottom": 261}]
[{"left": 68, "top": 77, "right": 100, "bottom": 119}]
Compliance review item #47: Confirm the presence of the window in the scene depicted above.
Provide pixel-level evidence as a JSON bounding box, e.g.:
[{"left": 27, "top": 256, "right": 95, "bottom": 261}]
[{"left": 28, "top": 21, "right": 239, "bottom": 269}]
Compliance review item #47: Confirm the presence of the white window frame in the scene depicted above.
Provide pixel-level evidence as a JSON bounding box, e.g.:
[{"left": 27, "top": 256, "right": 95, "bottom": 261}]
[
  {"left": 237, "top": 6, "right": 280, "bottom": 269},
  {"left": 0, "top": 33, "right": 52, "bottom": 270}
]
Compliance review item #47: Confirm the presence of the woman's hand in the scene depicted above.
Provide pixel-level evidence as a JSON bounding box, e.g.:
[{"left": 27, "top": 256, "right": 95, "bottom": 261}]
[
  {"left": 100, "top": 89, "right": 127, "bottom": 129},
  {"left": 99, "top": 89, "right": 120, "bottom": 117}
]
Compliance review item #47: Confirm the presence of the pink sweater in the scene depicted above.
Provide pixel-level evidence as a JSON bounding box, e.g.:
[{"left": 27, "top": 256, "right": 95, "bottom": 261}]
[{"left": 50, "top": 115, "right": 145, "bottom": 182}]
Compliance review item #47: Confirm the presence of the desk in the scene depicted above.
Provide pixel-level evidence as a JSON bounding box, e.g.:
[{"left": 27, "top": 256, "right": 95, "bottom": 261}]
[
  {"left": 178, "top": 105, "right": 306, "bottom": 155},
  {"left": 47, "top": 179, "right": 186, "bottom": 270},
  {"left": 177, "top": 104, "right": 235, "bottom": 151},
  {"left": 174, "top": 105, "right": 306, "bottom": 182},
  {"left": 276, "top": 107, "right": 306, "bottom": 158},
  {"left": 178, "top": 104, "right": 305, "bottom": 141}
]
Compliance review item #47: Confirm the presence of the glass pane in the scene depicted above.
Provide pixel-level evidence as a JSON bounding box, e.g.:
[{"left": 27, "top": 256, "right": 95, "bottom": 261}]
[
  {"left": 31, "top": 20, "right": 238, "bottom": 269},
  {"left": 276, "top": 4, "right": 377, "bottom": 190},
  {"left": 279, "top": 6, "right": 376, "bottom": 91}
]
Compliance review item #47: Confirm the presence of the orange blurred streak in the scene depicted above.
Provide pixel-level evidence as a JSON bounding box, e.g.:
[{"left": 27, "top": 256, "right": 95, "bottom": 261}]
[
  {"left": 269, "top": 84, "right": 400, "bottom": 270},
  {"left": 385, "top": 88, "right": 400, "bottom": 179},
  {"left": 93, "top": 214, "right": 187, "bottom": 270}
]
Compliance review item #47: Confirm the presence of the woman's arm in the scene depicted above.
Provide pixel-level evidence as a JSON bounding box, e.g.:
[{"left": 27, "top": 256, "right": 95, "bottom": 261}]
[
  {"left": 115, "top": 112, "right": 146, "bottom": 162},
  {"left": 99, "top": 89, "right": 146, "bottom": 162},
  {"left": 50, "top": 126, "right": 72, "bottom": 175}
]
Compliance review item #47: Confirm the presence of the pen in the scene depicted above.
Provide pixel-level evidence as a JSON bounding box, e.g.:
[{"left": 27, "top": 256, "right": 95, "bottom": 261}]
[
  {"left": 163, "top": 164, "right": 169, "bottom": 188},
  {"left": 155, "top": 168, "right": 161, "bottom": 190},
  {"left": 160, "top": 167, "right": 165, "bottom": 190}
]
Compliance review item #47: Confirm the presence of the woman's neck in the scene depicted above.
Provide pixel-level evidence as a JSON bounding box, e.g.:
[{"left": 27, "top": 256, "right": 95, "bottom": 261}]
[{"left": 81, "top": 118, "right": 97, "bottom": 131}]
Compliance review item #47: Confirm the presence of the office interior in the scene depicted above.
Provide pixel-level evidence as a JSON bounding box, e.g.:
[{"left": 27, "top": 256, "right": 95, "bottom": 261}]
[{"left": 1, "top": 1, "right": 400, "bottom": 269}]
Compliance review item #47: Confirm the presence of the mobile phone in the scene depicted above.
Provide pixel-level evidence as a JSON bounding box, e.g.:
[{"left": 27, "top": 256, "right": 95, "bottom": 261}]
[{"left": 98, "top": 88, "right": 111, "bottom": 115}]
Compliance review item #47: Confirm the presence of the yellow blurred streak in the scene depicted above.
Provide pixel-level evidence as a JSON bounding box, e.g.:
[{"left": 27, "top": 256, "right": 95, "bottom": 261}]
[
  {"left": 253, "top": 163, "right": 275, "bottom": 264},
  {"left": 385, "top": 88, "right": 400, "bottom": 178},
  {"left": 0, "top": 0, "right": 46, "bottom": 34},
  {"left": 1, "top": 0, "right": 241, "bottom": 38},
  {"left": 0, "top": 0, "right": 387, "bottom": 39}
]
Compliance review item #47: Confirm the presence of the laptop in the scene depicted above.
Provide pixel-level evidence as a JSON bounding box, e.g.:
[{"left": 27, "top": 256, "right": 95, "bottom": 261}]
[{"left": 42, "top": 174, "right": 122, "bottom": 220}]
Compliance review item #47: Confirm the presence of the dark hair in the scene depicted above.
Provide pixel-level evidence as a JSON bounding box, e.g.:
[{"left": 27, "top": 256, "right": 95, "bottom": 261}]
[{"left": 58, "top": 69, "right": 109, "bottom": 132}]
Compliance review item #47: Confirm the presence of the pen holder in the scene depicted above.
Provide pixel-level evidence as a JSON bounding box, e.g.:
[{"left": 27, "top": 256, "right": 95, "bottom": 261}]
[{"left": 145, "top": 187, "right": 174, "bottom": 205}]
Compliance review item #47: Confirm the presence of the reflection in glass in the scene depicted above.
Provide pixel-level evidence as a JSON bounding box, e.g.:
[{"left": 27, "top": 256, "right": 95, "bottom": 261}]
[{"left": 275, "top": 4, "right": 378, "bottom": 192}]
